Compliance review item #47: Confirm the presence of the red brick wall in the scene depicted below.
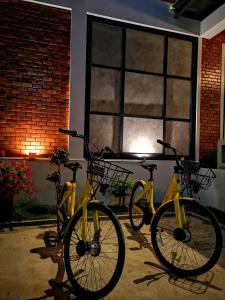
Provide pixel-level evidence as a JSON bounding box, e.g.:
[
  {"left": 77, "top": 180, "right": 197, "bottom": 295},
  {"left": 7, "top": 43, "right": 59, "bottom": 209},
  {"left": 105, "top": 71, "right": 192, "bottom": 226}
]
[
  {"left": 0, "top": 0, "right": 71, "bottom": 157},
  {"left": 200, "top": 31, "right": 225, "bottom": 159}
]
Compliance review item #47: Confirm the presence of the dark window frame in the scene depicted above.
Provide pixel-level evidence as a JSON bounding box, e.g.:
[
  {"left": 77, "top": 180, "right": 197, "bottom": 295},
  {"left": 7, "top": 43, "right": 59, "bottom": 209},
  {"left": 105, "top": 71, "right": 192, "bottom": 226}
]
[{"left": 85, "top": 15, "right": 198, "bottom": 160}]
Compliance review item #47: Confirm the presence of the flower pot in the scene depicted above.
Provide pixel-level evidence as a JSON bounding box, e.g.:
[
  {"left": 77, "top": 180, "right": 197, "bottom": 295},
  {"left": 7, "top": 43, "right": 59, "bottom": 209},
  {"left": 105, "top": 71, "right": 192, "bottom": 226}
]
[{"left": 0, "top": 194, "right": 14, "bottom": 225}]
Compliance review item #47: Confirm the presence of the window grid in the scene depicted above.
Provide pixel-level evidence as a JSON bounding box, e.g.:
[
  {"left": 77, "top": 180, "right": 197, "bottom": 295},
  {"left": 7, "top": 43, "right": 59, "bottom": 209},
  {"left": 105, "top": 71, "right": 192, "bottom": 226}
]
[{"left": 85, "top": 16, "right": 198, "bottom": 159}]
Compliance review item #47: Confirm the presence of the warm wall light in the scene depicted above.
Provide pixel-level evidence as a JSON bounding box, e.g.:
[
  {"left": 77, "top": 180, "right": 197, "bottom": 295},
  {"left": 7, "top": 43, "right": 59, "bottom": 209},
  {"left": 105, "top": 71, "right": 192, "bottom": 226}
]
[
  {"left": 28, "top": 152, "right": 37, "bottom": 159},
  {"left": 24, "top": 144, "right": 41, "bottom": 156},
  {"left": 24, "top": 149, "right": 40, "bottom": 156}
]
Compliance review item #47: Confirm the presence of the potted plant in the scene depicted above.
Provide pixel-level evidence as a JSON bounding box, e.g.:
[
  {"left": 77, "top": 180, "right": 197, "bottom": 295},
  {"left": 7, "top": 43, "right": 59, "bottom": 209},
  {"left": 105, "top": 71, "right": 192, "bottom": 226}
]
[
  {"left": 109, "top": 178, "right": 135, "bottom": 211},
  {"left": 0, "top": 160, "right": 36, "bottom": 230}
]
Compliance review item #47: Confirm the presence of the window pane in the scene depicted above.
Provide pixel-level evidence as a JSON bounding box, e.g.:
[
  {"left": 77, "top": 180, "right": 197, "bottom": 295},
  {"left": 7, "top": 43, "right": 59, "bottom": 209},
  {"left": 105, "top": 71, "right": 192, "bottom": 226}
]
[
  {"left": 123, "top": 117, "right": 163, "bottom": 153},
  {"left": 126, "top": 29, "right": 164, "bottom": 73},
  {"left": 124, "top": 72, "right": 163, "bottom": 117},
  {"left": 90, "top": 67, "right": 121, "bottom": 113},
  {"left": 167, "top": 38, "right": 192, "bottom": 77},
  {"left": 89, "top": 115, "right": 119, "bottom": 152},
  {"left": 166, "top": 78, "right": 191, "bottom": 119},
  {"left": 165, "top": 121, "right": 190, "bottom": 155},
  {"left": 92, "top": 22, "right": 122, "bottom": 67}
]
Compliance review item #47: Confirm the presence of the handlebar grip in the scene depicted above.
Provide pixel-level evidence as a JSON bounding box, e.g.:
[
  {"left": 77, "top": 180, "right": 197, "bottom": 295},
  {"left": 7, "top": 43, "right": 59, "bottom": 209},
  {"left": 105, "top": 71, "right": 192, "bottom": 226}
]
[
  {"left": 58, "top": 128, "right": 78, "bottom": 137},
  {"left": 157, "top": 139, "right": 171, "bottom": 148}
]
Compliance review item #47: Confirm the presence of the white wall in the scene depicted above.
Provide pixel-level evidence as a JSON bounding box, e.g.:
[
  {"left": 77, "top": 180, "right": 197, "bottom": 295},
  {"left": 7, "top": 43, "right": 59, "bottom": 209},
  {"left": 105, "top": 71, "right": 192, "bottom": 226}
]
[
  {"left": 14, "top": 159, "right": 175, "bottom": 207},
  {"left": 199, "top": 169, "right": 225, "bottom": 212},
  {"left": 14, "top": 160, "right": 225, "bottom": 213}
]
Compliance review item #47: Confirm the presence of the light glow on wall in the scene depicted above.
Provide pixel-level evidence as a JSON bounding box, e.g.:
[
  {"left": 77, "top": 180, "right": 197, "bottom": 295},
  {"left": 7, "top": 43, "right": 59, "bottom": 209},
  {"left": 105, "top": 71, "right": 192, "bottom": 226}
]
[
  {"left": 23, "top": 142, "right": 44, "bottom": 156},
  {"left": 129, "top": 136, "right": 154, "bottom": 154},
  {"left": 24, "top": 147, "right": 41, "bottom": 156}
]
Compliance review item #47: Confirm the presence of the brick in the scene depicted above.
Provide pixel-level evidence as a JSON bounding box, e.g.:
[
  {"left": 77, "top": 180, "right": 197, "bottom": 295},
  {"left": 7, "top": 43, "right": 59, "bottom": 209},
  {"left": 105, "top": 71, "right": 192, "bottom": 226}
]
[
  {"left": 200, "top": 30, "right": 225, "bottom": 159},
  {"left": 0, "top": 0, "right": 70, "bottom": 157}
]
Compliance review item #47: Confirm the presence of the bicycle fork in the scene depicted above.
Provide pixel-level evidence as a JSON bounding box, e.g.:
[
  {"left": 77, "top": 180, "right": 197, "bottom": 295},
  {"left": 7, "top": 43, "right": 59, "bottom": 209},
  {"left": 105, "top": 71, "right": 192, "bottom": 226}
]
[
  {"left": 81, "top": 201, "right": 100, "bottom": 243},
  {"left": 173, "top": 195, "right": 192, "bottom": 242}
]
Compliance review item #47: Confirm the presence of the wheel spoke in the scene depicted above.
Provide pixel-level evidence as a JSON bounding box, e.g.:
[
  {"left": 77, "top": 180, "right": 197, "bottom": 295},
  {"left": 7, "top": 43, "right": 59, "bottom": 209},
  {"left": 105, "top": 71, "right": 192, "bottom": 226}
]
[
  {"left": 64, "top": 203, "right": 125, "bottom": 297},
  {"left": 151, "top": 200, "right": 222, "bottom": 276}
]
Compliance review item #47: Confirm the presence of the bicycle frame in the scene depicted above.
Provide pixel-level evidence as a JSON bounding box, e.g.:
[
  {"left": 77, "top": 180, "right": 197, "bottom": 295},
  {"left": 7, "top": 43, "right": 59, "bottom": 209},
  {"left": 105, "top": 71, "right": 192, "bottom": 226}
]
[
  {"left": 59, "top": 177, "right": 101, "bottom": 243},
  {"left": 133, "top": 171, "right": 193, "bottom": 228},
  {"left": 58, "top": 182, "right": 76, "bottom": 219}
]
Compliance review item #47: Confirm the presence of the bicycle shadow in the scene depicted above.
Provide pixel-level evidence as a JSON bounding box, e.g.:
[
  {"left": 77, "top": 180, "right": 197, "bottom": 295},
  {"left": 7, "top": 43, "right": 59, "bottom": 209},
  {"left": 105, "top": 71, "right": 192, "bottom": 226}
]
[
  {"left": 29, "top": 229, "right": 77, "bottom": 300},
  {"left": 29, "top": 229, "right": 105, "bottom": 300},
  {"left": 123, "top": 222, "right": 153, "bottom": 251},
  {"left": 135, "top": 261, "right": 222, "bottom": 294},
  {"left": 123, "top": 222, "right": 222, "bottom": 295}
]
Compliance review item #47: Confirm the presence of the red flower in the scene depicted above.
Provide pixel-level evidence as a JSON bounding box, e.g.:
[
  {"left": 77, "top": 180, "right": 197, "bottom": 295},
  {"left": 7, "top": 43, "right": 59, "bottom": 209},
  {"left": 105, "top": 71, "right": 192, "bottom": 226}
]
[{"left": 0, "top": 159, "right": 37, "bottom": 199}]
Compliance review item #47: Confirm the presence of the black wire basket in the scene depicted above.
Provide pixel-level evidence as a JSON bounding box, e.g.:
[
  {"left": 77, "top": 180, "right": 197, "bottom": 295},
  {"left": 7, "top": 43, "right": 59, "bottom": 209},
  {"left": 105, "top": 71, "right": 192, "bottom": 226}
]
[
  {"left": 181, "top": 160, "right": 216, "bottom": 193},
  {"left": 87, "top": 158, "right": 132, "bottom": 193}
]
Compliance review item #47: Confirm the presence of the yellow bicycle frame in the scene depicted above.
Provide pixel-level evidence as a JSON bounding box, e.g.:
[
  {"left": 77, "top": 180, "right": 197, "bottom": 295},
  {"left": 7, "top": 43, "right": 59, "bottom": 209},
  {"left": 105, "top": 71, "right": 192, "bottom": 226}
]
[
  {"left": 133, "top": 171, "right": 192, "bottom": 228},
  {"left": 60, "top": 178, "right": 100, "bottom": 243},
  {"left": 58, "top": 182, "right": 76, "bottom": 220}
]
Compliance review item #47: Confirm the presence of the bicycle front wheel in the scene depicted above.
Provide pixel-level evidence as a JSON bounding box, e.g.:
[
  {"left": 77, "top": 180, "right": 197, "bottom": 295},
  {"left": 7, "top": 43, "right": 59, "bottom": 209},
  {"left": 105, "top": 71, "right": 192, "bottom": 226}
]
[
  {"left": 64, "top": 202, "right": 125, "bottom": 299},
  {"left": 151, "top": 199, "right": 223, "bottom": 277}
]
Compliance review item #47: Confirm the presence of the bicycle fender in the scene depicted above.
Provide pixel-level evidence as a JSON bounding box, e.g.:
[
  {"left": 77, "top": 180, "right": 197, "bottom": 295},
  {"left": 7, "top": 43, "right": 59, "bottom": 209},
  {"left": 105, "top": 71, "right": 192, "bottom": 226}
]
[{"left": 133, "top": 180, "right": 148, "bottom": 188}]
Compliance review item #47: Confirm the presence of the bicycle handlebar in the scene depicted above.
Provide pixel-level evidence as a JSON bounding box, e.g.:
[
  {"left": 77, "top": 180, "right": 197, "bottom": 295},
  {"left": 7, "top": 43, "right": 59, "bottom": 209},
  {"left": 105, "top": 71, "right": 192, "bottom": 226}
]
[
  {"left": 157, "top": 139, "right": 171, "bottom": 148},
  {"left": 104, "top": 146, "right": 119, "bottom": 157},
  {"left": 93, "top": 146, "right": 119, "bottom": 159},
  {"left": 58, "top": 128, "right": 85, "bottom": 139},
  {"left": 157, "top": 139, "right": 180, "bottom": 168},
  {"left": 58, "top": 128, "right": 118, "bottom": 161}
]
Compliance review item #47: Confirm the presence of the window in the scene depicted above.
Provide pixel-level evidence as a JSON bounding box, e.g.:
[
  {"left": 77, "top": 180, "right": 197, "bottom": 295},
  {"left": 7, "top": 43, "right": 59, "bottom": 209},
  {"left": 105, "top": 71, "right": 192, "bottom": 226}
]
[{"left": 85, "top": 16, "right": 198, "bottom": 159}]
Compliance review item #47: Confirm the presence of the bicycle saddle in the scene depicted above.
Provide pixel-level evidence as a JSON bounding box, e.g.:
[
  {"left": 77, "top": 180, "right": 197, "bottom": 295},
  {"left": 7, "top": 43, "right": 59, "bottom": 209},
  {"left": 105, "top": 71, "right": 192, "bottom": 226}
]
[
  {"left": 141, "top": 162, "right": 157, "bottom": 171},
  {"left": 64, "top": 161, "right": 82, "bottom": 171}
]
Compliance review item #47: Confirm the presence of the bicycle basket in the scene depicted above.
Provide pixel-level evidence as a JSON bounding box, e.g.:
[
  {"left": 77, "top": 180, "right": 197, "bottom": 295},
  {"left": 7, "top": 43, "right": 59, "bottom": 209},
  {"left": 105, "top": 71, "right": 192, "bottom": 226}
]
[
  {"left": 87, "top": 158, "right": 132, "bottom": 193},
  {"left": 181, "top": 160, "right": 216, "bottom": 192}
]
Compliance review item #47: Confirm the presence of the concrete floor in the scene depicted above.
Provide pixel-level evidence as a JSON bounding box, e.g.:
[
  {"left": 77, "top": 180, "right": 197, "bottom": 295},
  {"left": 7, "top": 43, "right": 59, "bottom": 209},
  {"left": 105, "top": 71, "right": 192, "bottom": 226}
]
[{"left": 0, "top": 221, "right": 225, "bottom": 300}]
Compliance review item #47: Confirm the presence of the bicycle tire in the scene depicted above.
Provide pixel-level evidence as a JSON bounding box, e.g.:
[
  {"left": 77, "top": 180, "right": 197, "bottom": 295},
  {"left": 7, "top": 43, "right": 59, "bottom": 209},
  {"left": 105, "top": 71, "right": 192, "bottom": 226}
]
[
  {"left": 151, "top": 199, "right": 223, "bottom": 277},
  {"left": 129, "top": 182, "right": 146, "bottom": 230},
  {"left": 64, "top": 202, "right": 125, "bottom": 299}
]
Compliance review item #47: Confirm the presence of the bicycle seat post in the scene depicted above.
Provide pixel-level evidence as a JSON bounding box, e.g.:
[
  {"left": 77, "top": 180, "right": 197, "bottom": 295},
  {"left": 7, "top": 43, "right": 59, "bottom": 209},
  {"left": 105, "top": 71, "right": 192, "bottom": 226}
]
[
  {"left": 149, "top": 169, "right": 154, "bottom": 182},
  {"left": 72, "top": 169, "right": 76, "bottom": 183},
  {"left": 140, "top": 161, "right": 157, "bottom": 181},
  {"left": 64, "top": 161, "right": 82, "bottom": 182}
]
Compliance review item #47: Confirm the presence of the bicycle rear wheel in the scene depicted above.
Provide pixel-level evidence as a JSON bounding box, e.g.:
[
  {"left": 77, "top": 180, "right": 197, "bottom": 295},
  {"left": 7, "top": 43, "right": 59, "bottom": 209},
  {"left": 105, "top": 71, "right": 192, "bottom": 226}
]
[
  {"left": 64, "top": 202, "right": 125, "bottom": 299},
  {"left": 151, "top": 199, "right": 223, "bottom": 277},
  {"left": 129, "top": 182, "right": 145, "bottom": 230}
]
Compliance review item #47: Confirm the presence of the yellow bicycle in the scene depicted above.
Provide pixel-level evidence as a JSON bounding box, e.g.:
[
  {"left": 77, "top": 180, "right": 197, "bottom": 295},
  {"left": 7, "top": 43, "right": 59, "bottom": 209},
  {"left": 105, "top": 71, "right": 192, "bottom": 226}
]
[
  {"left": 129, "top": 139, "right": 223, "bottom": 277},
  {"left": 48, "top": 128, "right": 132, "bottom": 299}
]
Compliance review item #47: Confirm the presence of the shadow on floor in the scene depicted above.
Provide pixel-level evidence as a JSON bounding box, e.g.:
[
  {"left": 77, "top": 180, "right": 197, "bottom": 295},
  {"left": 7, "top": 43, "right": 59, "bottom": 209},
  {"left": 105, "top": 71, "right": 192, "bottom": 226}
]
[
  {"left": 123, "top": 222, "right": 152, "bottom": 251},
  {"left": 29, "top": 230, "right": 77, "bottom": 300},
  {"left": 123, "top": 222, "right": 223, "bottom": 295},
  {"left": 141, "top": 261, "right": 222, "bottom": 294}
]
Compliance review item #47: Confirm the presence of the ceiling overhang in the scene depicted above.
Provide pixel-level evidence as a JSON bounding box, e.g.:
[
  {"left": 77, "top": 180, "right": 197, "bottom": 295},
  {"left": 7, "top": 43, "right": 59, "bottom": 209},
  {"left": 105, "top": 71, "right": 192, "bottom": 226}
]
[
  {"left": 171, "top": 0, "right": 225, "bottom": 21},
  {"left": 167, "top": 0, "right": 225, "bottom": 38},
  {"left": 201, "top": 3, "right": 225, "bottom": 38}
]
